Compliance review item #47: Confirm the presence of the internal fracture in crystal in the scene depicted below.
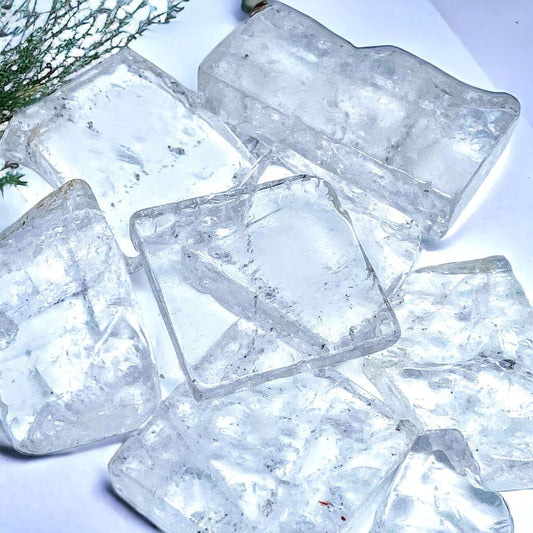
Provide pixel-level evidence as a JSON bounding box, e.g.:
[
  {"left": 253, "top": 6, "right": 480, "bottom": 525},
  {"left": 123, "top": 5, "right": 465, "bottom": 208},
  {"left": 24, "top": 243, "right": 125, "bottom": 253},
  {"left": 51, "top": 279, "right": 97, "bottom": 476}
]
[
  {"left": 0, "top": 48, "right": 254, "bottom": 256},
  {"left": 0, "top": 180, "right": 160, "bottom": 454},
  {"left": 131, "top": 176, "right": 399, "bottom": 398},
  {"left": 370, "top": 430, "right": 514, "bottom": 533},
  {"left": 109, "top": 370, "right": 416, "bottom": 533},
  {"left": 362, "top": 256, "right": 533, "bottom": 490},
  {"left": 199, "top": 1, "right": 520, "bottom": 240}
]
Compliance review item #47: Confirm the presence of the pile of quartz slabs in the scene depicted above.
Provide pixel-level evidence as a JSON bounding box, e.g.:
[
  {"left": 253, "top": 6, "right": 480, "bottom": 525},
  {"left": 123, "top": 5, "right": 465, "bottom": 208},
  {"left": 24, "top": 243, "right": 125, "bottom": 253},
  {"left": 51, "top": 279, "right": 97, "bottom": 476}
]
[
  {"left": 131, "top": 175, "right": 399, "bottom": 398},
  {"left": 198, "top": 0, "right": 520, "bottom": 240},
  {"left": 362, "top": 256, "right": 533, "bottom": 491},
  {"left": 0, "top": 180, "right": 160, "bottom": 454},
  {"left": 0, "top": 1, "right": 526, "bottom": 532},
  {"left": 370, "top": 430, "right": 513, "bottom": 533},
  {"left": 109, "top": 370, "right": 417, "bottom": 533},
  {"left": 0, "top": 47, "right": 255, "bottom": 257}
]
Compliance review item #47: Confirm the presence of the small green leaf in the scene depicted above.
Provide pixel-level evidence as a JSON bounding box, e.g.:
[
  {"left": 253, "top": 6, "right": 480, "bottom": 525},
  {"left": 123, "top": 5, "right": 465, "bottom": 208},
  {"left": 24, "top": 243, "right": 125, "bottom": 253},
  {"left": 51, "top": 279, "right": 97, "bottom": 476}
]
[{"left": 0, "top": 170, "right": 27, "bottom": 197}]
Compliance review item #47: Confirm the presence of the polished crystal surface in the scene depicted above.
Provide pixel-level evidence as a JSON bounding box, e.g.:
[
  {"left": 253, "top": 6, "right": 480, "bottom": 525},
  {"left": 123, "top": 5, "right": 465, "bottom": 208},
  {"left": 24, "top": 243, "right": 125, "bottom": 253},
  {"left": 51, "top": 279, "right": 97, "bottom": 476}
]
[
  {"left": 0, "top": 180, "right": 160, "bottom": 454},
  {"left": 0, "top": 48, "right": 254, "bottom": 256},
  {"left": 362, "top": 256, "right": 533, "bottom": 490},
  {"left": 198, "top": 1, "right": 520, "bottom": 240},
  {"left": 370, "top": 430, "right": 513, "bottom": 533},
  {"left": 131, "top": 176, "right": 398, "bottom": 398},
  {"left": 252, "top": 147, "right": 420, "bottom": 295},
  {"left": 109, "top": 370, "right": 416, "bottom": 533}
]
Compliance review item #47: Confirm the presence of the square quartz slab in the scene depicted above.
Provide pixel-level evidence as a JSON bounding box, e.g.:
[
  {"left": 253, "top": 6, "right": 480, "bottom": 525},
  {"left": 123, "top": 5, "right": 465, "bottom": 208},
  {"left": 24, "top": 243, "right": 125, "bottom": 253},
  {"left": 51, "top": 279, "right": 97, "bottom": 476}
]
[
  {"left": 131, "top": 176, "right": 399, "bottom": 398},
  {"left": 0, "top": 180, "right": 160, "bottom": 454},
  {"left": 251, "top": 146, "right": 420, "bottom": 296},
  {"left": 362, "top": 256, "right": 533, "bottom": 491},
  {"left": 370, "top": 430, "right": 513, "bottom": 533},
  {"left": 109, "top": 370, "right": 416, "bottom": 533},
  {"left": 0, "top": 47, "right": 254, "bottom": 257},
  {"left": 198, "top": 1, "right": 520, "bottom": 240}
]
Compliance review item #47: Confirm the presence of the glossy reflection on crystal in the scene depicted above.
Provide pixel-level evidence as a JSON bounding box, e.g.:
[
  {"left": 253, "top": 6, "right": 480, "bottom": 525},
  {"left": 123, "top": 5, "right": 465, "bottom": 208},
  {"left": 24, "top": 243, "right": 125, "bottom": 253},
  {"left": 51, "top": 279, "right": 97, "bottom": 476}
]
[
  {"left": 131, "top": 176, "right": 399, "bottom": 398},
  {"left": 199, "top": 1, "right": 519, "bottom": 240},
  {"left": 370, "top": 429, "right": 514, "bottom": 533},
  {"left": 251, "top": 146, "right": 421, "bottom": 296},
  {"left": 0, "top": 180, "right": 160, "bottom": 454},
  {"left": 109, "top": 370, "right": 416, "bottom": 533},
  {"left": 0, "top": 48, "right": 254, "bottom": 256},
  {"left": 362, "top": 256, "right": 533, "bottom": 490}
]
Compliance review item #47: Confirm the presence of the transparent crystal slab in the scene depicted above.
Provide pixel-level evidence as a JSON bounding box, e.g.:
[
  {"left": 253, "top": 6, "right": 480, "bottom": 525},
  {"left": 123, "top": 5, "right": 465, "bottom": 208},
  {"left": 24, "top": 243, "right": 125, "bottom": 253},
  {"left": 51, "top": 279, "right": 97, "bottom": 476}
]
[
  {"left": 131, "top": 176, "right": 399, "bottom": 398},
  {"left": 0, "top": 47, "right": 254, "bottom": 257},
  {"left": 198, "top": 1, "right": 520, "bottom": 241},
  {"left": 362, "top": 256, "right": 533, "bottom": 490},
  {"left": 251, "top": 146, "right": 420, "bottom": 296},
  {"left": 370, "top": 430, "right": 513, "bottom": 533},
  {"left": 109, "top": 370, "right": 416, "bottom": 533},
  {"left": 182, "top": 176, "right": 398, "bottom": 354},
  {"left": 0, "top": 180, "right": 160, "bottom": 454}
]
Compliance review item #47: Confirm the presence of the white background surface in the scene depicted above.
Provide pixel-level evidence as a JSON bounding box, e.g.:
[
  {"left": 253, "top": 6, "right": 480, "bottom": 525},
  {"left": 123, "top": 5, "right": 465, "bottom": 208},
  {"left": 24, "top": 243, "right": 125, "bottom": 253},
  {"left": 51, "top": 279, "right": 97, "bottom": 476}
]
[{"left": 1, "top": 0, "right": 532, "bottom": 531}]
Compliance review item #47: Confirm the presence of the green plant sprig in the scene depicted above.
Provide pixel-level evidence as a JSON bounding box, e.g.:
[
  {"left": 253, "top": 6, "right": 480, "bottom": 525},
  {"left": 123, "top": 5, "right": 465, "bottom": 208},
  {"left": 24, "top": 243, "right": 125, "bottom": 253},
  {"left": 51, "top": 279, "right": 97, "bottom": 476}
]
[
  {"left": 1, "top": 0, "right": 189, "bottom": 126},
  {"left": 0, "top": 169, "right": 27, "bottom": 196}
]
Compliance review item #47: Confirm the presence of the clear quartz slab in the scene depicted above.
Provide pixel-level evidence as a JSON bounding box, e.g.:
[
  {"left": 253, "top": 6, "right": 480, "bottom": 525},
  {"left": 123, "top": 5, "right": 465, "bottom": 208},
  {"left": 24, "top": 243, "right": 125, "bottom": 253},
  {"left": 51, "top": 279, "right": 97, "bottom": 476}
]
[
  {"left": 198, "top": 1, "right": 520, "bottom": 241},
  {"left": 182, "top": 176, "right": 398, "bottom": 354},
  {"left": 109, "top": 370, "right": 417, "bottom": 533},
  {"left": 131, "top": 176, "right": 399, "bottom": 398},
  {"left": 0, "top": 47, "right": 254, "bottom": 257},
  {"left": 370, "top": 430, "right": 514, "bottom": 533},
  {"left": 361, "top": 256, "right": 533, "bottom": 491},
  {"left": 0, "top": 180, "right": 160, "bottom": 455}
]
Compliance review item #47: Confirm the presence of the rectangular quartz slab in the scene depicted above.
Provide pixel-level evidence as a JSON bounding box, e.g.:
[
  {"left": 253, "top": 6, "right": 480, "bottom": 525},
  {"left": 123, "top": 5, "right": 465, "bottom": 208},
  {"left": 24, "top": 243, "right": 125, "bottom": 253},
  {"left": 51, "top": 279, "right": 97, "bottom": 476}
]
[
  {"left": 0, "top": 47, "right": 254, "bottom": 257},
  {"left": 131, "top": 176, "right": 399, "bottom": 398},
  {"left": 0, "top": 180, "right": 160, "bottom": 454},
  {"left": 361, "top": 256, "right": 533, "bottom": 491},
  {"left": 198, "top": 1, "right": 520, "bottom": 240},
  {"left": 370, "top": 430, "right": 513, "bottom": 533},
  {"left": 109, "top": 370, "right": 416, "bottom": 533}
]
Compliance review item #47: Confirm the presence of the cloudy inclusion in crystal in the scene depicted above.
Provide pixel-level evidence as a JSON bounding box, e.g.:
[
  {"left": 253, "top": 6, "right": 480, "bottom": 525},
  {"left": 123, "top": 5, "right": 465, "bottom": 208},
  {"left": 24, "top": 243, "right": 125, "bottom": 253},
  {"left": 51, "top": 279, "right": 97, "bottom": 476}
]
[{"left": 251, "top": 147, "right": 421, "bottom": 296}]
